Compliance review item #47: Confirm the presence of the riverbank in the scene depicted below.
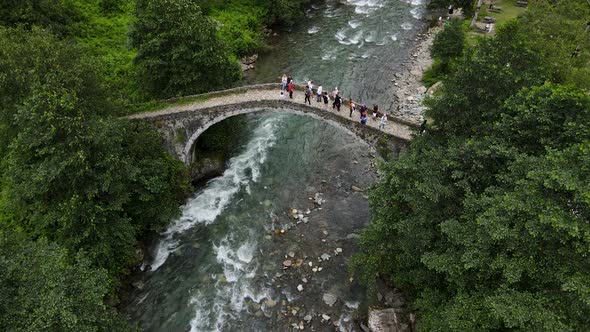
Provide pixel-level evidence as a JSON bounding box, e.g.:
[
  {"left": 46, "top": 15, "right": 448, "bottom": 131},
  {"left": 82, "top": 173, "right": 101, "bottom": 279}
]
[{"left": 390, "top": 25, "right": 437, "bottom": 122}]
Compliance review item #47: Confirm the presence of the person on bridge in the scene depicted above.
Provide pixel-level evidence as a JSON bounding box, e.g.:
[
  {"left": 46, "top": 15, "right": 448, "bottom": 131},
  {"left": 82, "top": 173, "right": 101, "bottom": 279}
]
[
  {"left": 372, "top": 104, "right": 379, "bottom": 121},
  {"left": 304, "top": 86, "right": 312, "bottom": 105},
  {"left": 349, "top": 99, "right": 356, "bottom": 117},
  {"left": 360, "top": 109, "right": 368, "bottom": 125},
  {"left": 287, "top": 80, "right": 295, "bottom": 99},
  {"left": 333, "top": 94, "right": 342, "bottom": 112},
  {"left": 281, "top": 74, "right": 288, "bottom": 91},
  {"left": 332, "top": 87, "right": 339, "bottom": 98},
  {"left": 379, "top": 112, "right": 387, "bottom": 130},
  {"left": 359, "top": 104, "right": 368, "bottom": 119},
  {"left": 316, "top": 84, "right": 323, "bottom": 102},
  {"left": 323, "top": 91, "right": 329, "bottom": 105}
]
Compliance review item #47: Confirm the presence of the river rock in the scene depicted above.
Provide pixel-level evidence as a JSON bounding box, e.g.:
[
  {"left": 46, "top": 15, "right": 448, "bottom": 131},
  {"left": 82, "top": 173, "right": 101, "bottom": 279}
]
[
  {"left": 346, "top": 233, "right": 360, "bottom": 240},
  {"left": 336, "top": 247, "right": 343, "bottom": 253},
  {"left": 320, "top": 253, "right": 331, "bottom": 261},
  {"left": 368, "top": 308, "right": 411, "bottom": 332},
  {"left": 240, "top": 53, "right": 258, "bottom": 65},
  {"left": 297, "top": 284, "right": 304, "bottom": 292},
  {"left": 322, "top": 314, "right": 331, "bottom": 321},
  {"left": 132, "top": 281, "right": 145, "bottom": 290},
  {"left": 323, "top": 293, "right": 338, "bottom": 307},
  {"left": 304, "top": 314, "right": 313, "bottom": 323},
  {"left": 351, "top": 185, "right": 364, "bottom": 192},
  {"left": 288, "top": 252, "right": 295, "bottom": 258},
  {"left": 265, "top": 298, "right": 277, "bottom": 308},
  {"left": 427, "top": 81, "right": 443, "bottom": 95},
  {"left": 283, "top": 259, "right": 293, "bottom": 267}
]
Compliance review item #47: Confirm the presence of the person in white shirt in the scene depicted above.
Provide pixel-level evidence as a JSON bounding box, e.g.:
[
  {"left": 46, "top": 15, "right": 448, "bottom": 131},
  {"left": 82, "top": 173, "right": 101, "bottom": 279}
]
[
  {"left": 316, "top": 84, "right": 323, "bottom": 102},
  {"left": 379, "top": 112, "right": 387, "bottom": 130}
]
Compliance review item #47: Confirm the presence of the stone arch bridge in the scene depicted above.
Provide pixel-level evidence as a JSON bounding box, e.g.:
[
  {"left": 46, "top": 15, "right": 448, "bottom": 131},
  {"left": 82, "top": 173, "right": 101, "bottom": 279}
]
[{"left": 129, "top": 83, "right": 419, "bottom": 165}]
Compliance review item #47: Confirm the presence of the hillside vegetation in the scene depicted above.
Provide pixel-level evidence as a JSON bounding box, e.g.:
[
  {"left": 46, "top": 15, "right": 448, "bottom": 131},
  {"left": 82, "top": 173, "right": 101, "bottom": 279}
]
[{"left": 353, "top": 1, "right": 590, "bottom": 330}]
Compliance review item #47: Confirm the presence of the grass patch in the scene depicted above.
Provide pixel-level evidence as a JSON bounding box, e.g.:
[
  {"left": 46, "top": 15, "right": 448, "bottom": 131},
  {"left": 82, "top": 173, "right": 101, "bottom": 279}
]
[
  {"left": 422, "top": 60, "right": 447, "bottom": 88},
  {"left": 467, "top": 0, "right": 527, "bottom": 39},
  {"left": 481, "top": 0, "right": 527, "bottom": 26}
]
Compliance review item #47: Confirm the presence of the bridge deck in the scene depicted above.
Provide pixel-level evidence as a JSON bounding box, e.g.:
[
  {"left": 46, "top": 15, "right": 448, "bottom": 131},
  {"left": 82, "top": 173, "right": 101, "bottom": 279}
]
[{"left": 130, "top": 85, "right": 417, "bottom": 141}]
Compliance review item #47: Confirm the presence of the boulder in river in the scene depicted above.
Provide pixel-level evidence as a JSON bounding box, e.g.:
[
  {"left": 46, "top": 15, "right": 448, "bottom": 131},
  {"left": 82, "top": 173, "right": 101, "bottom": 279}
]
[
  {"left": 351, "top": 185, "right": 364, "bottom": 192},
  {"left": 368, "top": 308, "right": 411, "bottom": 332},
  {"left": 283, "top": 260, "right": 292, "bottom": 267},
  {"left": 323, "top": 293, "right": 338, "bottom": 307}
]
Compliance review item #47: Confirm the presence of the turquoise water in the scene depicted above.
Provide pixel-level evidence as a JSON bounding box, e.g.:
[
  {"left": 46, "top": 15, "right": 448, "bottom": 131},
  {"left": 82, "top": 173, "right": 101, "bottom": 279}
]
[{"left": 124, "top": 1, "right": 426, "bottom": 330}]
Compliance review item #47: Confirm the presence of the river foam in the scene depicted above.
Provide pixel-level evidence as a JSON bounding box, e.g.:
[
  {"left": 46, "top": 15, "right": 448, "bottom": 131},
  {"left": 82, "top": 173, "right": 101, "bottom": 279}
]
[
  {"left": 345, "top": 0, "right": 385, "bottom": 15},
  {"left": 189, "top": 233, "right": 271, "bottom": 332},
  {"left": 150, "top": 115, "right": 283, "bottom": 271}
]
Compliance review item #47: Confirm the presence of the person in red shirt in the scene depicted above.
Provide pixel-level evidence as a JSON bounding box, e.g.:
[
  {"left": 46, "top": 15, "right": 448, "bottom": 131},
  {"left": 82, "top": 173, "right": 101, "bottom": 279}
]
[{"left": 287, "top": 81, "right": 295, "bottom": 99}]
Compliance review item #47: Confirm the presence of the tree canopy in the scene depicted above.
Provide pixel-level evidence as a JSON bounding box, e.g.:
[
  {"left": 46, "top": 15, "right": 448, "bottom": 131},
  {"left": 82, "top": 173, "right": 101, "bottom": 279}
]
[
  {"left": 0, "top": 231, "right": 131, "bottom": 331},
  {"left": 131, "top": 0, "right": 241, "bottom": 98},
  {"left": 353, "top": 1, "right": 590, "bottom": 330}
]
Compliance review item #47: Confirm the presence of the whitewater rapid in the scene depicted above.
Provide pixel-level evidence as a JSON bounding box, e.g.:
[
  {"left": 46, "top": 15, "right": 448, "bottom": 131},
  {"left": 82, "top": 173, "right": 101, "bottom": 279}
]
[{"left": 150, "top": 115, "right": 284, "bottom": 271}]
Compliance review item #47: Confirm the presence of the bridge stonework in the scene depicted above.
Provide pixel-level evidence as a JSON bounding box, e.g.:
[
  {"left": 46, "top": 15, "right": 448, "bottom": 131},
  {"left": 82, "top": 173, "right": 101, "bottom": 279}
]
[{"left": 129, "top": 85, "right": 417, "bottom": 165}]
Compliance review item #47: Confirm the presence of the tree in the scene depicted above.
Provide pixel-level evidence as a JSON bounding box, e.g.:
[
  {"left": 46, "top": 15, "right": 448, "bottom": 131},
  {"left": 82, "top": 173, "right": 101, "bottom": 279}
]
[
  {"left": 265, "top": 0, "right": 311, "bottom": 27},
  {"left": 352, "top": 4, "right": 590, "bottom": 330},
  {"left": 430, "top": 18, "right": 465, "bottom": 74},
  {"left": 131, "top": 0, "right": 240, "bottom": 98},
  {"left": 425, "top": 21, "right": 547, "bottom": 137},
  {"left": 0, "top": 27, "right": 109, "bottom": 160},
  {"left": 0, "top": 27, "right": 189, "bottom": 276},
  {"left": 0, "top": 0, "right": 83, "bottom": 37},
  {"left": 0, "top": 231, "right": 131, "bottom": 331}
]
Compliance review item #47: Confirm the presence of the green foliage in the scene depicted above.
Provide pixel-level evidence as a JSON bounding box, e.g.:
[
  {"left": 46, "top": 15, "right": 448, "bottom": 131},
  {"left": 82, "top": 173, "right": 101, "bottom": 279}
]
[
  {"left": 518, "top": 0, "right": 590, "bottom": 90},
  {"left": 0, "top": 27, "right": 189, "bottom": 276},
  {"left": 212, "top": 5, "right": 266, "bottom": 56},
  {"left": 0, "top": 231, "right": 132, "bottom": 331},
  {"left": 266, "top": 0, "right": 311, "bottom": 27},
  {"left": 0, "top": 0, "right": 85, "bottom": 37},
  {"left": 353, "top": 3, "right": 590, "bottom": 331},
  {"left": 421, "top": 59, "right": 449, "bottom": 87},
  {"left": 431, "top": 18, "right": 465, "bottom": 69},
  {"left": 424, "top": 19, "right": 465, "bottom": 86},
  {"left": 0, "top": 27, "right": 109, "bottom": 159},
  {"left": 131, "top": 0, "right": 241, "bottom": 99},
  {"left": 425, "top": 21, "right": 547, "bottom": 137}
]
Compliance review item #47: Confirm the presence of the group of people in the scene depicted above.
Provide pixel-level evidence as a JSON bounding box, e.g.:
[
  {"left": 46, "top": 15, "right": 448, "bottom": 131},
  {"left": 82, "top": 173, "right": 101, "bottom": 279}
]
[{"left": 279, "top": 74, "right": 388, "bottom": 130}]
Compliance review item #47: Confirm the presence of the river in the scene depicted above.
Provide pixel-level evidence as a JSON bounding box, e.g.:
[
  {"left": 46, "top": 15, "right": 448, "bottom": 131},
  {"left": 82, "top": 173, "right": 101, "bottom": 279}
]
[{"left": 123, "top": 0, "right": 427, "bottom": 331}]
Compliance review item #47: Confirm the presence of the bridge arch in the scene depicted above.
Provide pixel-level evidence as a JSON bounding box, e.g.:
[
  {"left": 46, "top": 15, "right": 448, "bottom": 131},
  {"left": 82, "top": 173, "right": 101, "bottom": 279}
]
[
  {"left": 129, "top": 85, "right": 416, "bottom": 165},
  {"left": 183, "top": 105, "right": 383, "bottom": 165}
]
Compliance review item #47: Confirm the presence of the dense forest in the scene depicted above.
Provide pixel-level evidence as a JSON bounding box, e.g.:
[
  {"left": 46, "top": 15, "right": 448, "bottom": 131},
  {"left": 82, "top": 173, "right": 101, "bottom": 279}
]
[
  {"left": 0, "top": 0, "right": 309, "bottom": 330},
  {"left": 352, "top": 1, "right": 590, "bottom": 331}
]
